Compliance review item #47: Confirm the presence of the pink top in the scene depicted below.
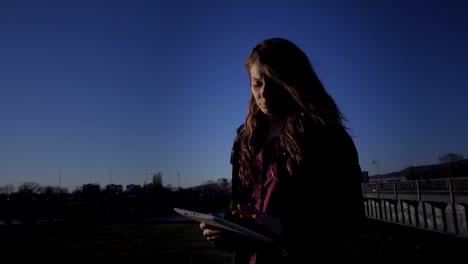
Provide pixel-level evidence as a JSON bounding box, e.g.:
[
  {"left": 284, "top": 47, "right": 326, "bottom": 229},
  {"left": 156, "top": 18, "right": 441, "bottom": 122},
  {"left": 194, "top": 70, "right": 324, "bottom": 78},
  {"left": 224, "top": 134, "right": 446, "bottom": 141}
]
[{"left": 249, "top": 137, "right": 279, "bottom": 264}]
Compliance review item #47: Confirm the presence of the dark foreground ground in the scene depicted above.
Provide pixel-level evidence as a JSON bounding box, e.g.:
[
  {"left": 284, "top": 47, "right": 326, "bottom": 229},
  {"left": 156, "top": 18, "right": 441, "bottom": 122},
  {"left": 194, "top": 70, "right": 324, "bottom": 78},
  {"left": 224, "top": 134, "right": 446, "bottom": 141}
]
[{"left": 0, "top": 218, "right": 467, "bottom": 261}]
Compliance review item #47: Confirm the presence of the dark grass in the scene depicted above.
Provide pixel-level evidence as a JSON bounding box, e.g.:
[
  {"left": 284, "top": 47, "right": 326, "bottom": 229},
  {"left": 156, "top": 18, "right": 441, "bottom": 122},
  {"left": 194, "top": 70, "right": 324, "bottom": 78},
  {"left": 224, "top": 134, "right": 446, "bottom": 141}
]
[
  {"left": 352, "top": 219, "right": 468, "bottom": 256},
  {"left": 0, "top": 219, "right": 467, "bottom": 259},
  {"left": 0, "top": 221, "right": 232, "bottom": 263}
]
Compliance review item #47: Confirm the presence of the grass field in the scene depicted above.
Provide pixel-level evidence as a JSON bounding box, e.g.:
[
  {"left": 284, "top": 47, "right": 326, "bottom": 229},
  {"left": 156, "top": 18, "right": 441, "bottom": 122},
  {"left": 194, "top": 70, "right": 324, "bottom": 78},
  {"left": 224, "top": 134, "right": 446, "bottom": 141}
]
[
  {"left": 1, "top": 219, "right": 467, "bottom": 260},
  {"left": 0, "top": 222, "right": 232, "bottom": 263}
]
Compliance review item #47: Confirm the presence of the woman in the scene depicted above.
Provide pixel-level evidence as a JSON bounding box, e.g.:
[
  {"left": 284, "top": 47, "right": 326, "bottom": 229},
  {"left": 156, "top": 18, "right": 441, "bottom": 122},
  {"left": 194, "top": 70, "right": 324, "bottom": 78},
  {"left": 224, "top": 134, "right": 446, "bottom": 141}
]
[{"left": 200, "top": 37, "right": 365, "bottom": 263}]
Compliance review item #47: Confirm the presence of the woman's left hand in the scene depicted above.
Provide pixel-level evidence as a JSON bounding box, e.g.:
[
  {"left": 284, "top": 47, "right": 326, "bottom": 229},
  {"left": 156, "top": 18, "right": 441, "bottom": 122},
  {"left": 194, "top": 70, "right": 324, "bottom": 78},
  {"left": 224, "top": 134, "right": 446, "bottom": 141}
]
[{"left": 232, "top": 204, "right": 283, "bottom": 238}]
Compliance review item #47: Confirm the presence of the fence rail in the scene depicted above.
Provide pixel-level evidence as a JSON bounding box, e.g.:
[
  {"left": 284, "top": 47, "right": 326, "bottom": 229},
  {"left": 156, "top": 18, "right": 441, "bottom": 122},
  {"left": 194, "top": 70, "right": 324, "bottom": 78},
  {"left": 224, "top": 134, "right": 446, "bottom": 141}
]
[{"left": 362, "top": 177, "right": 468, "bottom": 238}]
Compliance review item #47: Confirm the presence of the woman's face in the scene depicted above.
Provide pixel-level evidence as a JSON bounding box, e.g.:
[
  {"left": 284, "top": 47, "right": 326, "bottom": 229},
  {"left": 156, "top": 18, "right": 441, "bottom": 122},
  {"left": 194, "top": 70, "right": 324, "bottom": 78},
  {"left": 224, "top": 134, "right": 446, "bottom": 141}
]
[{"left": 249, "top": 62, "right": 286, "bottom": 117}]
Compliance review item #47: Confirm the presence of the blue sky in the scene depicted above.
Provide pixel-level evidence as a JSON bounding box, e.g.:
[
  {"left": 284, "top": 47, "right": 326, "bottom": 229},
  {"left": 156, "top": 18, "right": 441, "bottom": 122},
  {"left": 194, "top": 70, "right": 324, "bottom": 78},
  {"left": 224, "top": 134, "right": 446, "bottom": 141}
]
[{"left": 1, "top": 0, "right": 467, "bottom": 190}]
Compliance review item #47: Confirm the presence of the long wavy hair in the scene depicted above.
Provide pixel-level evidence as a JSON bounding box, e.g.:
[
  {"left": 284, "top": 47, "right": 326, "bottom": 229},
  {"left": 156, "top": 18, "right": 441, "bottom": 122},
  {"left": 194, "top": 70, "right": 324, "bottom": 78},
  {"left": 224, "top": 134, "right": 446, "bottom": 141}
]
[{"left": 237, "top": 37, "right": 346, "bottom": 186}]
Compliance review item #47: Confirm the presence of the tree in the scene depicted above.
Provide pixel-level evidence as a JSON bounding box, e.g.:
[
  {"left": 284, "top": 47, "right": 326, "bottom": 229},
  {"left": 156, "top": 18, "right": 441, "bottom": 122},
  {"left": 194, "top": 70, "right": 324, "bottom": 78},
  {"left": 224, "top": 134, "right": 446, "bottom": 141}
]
[
  {"left": 39, "top": 186, "right": 56, "bottom": 200},
  {"left": 152, "top": 172, "right": 163, "bottom": 188},
  {"left": 438, "top": 153, "right": 464, "bottom": 164},
  {"left": 17, "top": 182, "right": 41, "bottom": 199},
  {"left": 0, "top": 184, "right": 15, "bottom": 198}
]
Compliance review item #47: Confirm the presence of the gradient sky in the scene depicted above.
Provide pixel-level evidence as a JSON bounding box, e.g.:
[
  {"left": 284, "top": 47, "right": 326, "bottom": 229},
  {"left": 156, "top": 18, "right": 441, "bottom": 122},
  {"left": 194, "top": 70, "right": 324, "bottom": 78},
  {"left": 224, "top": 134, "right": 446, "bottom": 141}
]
[{"left": 1, "top": 0, "right": 467, "bottom": 190}]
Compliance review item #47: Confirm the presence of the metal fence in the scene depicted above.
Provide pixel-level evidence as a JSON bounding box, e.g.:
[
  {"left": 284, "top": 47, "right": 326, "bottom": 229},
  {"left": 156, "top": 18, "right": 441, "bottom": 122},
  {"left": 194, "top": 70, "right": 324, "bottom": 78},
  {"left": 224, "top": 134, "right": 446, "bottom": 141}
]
[{"left": 361, "top": 177, "right": 468, "bottom": 238}]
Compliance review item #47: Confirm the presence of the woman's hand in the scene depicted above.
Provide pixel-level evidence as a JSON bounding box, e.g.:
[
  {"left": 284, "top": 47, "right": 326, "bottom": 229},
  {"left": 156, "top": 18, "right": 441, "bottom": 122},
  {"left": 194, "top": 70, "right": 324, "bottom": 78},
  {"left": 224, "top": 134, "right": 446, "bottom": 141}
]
[
  {"left": 232, "top": 204, "right": 283, "bottom": 238},
  {"left": 199, "top": 222, "right": 226, "bottom": 243}
]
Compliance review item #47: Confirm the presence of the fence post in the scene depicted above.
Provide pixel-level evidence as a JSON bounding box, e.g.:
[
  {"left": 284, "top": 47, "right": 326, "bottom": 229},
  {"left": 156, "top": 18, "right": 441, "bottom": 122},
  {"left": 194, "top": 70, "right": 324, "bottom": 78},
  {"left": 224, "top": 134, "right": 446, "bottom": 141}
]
[
  {"left": 448, "top": 178, "right": 459, "bottom": 235},
  {"left": 416, "top": 180, "right": 421, "bottom": 201}
]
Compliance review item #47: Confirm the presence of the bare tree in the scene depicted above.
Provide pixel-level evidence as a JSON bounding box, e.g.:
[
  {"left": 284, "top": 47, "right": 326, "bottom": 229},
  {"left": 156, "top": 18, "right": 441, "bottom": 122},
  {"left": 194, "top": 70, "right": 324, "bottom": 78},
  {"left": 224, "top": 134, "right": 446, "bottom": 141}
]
[
  {"left": 0, "top": 184, "right": 15, "bottom": 197},
  {"left": 17, "top": 182, "right": 41, "bottom": 198},
  {"left": 39, "top": 186, "right": 56, "bottom": 200},
  {"left": 438, "top": 153, "right": 464, "bottom": 164}
]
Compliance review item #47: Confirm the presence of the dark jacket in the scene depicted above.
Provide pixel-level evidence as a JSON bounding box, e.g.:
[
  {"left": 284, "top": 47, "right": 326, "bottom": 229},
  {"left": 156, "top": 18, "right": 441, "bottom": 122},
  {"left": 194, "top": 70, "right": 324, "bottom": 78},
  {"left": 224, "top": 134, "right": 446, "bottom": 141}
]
[{"left": 223, "top": 122, "right": 365, "bottom": 263}]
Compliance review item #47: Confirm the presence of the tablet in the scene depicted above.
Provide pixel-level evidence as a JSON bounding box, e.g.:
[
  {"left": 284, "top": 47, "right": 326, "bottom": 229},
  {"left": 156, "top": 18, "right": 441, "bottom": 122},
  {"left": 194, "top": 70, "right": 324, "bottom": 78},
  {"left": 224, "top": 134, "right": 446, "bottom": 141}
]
[{"left": 174, "top": 207, "right": 275, "bottom": 244}]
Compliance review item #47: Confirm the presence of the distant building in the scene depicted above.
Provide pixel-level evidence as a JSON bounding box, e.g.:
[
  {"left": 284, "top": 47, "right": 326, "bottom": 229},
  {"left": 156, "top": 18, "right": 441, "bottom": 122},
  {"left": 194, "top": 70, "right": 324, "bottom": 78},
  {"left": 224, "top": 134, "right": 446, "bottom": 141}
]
[
  {"left": 82, "top": 183, "right": 100, "bottom": 194},
  {"left": 217, "top": 178, "right": 229, "bottom": 189},
  {"left": 361, "top": 171, "right": 369, "bottom": 183},
  {"left": 81, "top": 183, "right": 101, "bottom": 199},
  {"left": 126, "top": 184, "right": 142, "bottom": 192},
  {"left": 106, "top": 184, "right": 123, "bottom": 194},
  {"left": 206, "top": 180, "right": 215, "bottom": 185}
]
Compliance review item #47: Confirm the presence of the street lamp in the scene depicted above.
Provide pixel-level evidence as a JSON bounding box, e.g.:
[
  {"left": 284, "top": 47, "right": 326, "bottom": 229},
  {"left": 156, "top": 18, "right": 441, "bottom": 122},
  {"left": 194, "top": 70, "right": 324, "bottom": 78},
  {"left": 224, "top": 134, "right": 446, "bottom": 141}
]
[
  {"left": 58, "top": 169, "right": 62, "bottom": 200},
  {"left": 178, "top": 171, "right": 181, "bottom": 196},
  {"left": 145, "top": 172, "right": 148, "bottom": 197},
  {"left": 370, "top": 160, "right": 380, "bottom": 176},
  {"left": 58, "top": 169, "right": 62, "bottom": 189}
]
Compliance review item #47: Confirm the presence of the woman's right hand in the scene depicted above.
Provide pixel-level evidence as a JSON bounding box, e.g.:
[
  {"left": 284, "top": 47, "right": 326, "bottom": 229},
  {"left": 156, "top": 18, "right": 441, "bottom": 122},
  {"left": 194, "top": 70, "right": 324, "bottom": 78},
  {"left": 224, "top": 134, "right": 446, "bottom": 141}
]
[{"left": 199, "top": 222, "right": 226, "bottom": 243}]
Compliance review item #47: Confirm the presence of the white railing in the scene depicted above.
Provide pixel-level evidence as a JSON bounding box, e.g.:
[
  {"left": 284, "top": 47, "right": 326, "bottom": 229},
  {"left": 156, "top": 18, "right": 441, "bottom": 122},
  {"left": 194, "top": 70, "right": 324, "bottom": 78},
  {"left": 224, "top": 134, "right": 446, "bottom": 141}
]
[{"left": 361, "top": 177, "right": 468, "bottom": 238}]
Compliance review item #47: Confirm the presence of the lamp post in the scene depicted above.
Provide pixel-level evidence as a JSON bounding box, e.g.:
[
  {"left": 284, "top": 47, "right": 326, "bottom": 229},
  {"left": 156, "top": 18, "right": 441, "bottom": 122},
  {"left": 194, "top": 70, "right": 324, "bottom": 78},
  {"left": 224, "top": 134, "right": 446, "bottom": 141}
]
[
  {"left": 58, "top": 169, "right": 62, "bottom": 189},
  {"left": 145, "top": 172, "right": 148, "bottom": 197},
  {"left": 108, "top": 170, "right": 112, "bottom": 196},
  {"left": 371, "top": 160, "right": 380, "bottom": 176},
  {"left": 58, "top": 169, "right": 62, "bottom": 200},
  {"left": 178, "top": 171, "right": 180, "bottom": 196}
]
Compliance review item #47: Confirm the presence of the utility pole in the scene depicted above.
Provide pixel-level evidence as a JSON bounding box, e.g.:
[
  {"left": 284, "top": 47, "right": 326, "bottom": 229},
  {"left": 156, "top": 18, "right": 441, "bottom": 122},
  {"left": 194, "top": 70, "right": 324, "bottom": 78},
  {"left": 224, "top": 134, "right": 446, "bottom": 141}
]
[
  {"left": 108, "top": 170, "right": 112, "bottom": 196},
  {"left": 178, "top": 171, "right": 180, "bottom": 196},
  {"left": 145, "top": 172, "right": 148, "bottom": 197},
  {"left": 58, "top": 169, "right": 62, "bottom": 200}
]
